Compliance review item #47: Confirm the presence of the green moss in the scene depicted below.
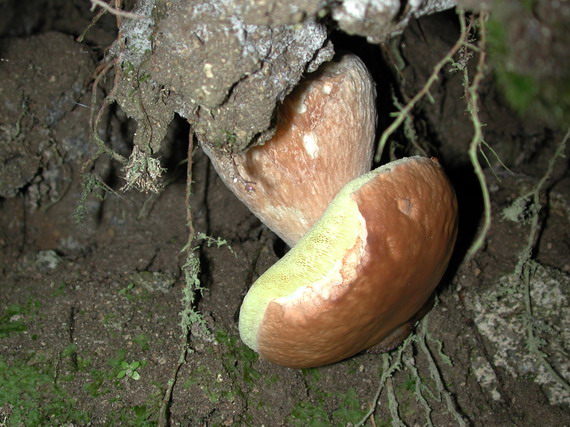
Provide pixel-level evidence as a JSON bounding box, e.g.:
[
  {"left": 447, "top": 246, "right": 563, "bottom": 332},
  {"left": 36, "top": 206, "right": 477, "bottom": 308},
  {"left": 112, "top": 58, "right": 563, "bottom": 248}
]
[
  {"left": 105, "top": 399, "right": 161, "bottom": 426},
  {"left": 487, "top": 4, "right": 570, "bottom": 127},
  {"left": 287, "top": 388, "right": 369, "bottom": 426},
  {"left": 216, "top": 329, "right": 261, "bottom": 385},
  {"left": 0, "top": 355, "right": 90, "bottom": 425},
  {"left": 0, "top": 300, "right": 40, "bottom": 338},
  {"left": 487, "top": 14, "right": 537, "bottom": 114},
  {"left": 496, "top": 71, "right": 538, "bottom": 113},
  {"left": 182, "top": 365, "right": 210, "bottom": 389},
  {"left": 133, "top": 334, "right": 150, "bottom": 351},
  {"left": 332, "top": 388, "right": 368, "bottom": 424},
  {"left": 287, "top": 400, "right": 331, "bottom": 426},
  {"left": 51, "top": 282, "right": 68, "bottom": 297},
  {"left": 301, "top": 367, "right": 322, "bottom": 382},
  {"left": 0, "top": 305, "right": 28, "bottom": 338}
]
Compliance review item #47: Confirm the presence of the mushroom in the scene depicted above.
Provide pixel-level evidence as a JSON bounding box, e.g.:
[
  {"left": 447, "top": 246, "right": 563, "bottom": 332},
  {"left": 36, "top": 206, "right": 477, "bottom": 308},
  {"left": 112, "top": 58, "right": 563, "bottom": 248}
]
[
  {"left": 201, "top": 54, "right": 457, "bottom": 368},
  {"left": 201, "top": 54, "right": 376, "bottom": 246},
  {"left": 238, "top": 157, "right": 458, "bottom": 368}
]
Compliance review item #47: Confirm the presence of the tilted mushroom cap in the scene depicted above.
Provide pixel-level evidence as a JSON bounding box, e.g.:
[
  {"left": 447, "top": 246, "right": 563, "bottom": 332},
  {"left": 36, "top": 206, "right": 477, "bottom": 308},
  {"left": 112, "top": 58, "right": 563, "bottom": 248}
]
[
  {"left": 202, "top": 54, "right": 376, "bottom": 246},
  {"left": 238, "top": 156, "right": 458, "bottom": 368}
]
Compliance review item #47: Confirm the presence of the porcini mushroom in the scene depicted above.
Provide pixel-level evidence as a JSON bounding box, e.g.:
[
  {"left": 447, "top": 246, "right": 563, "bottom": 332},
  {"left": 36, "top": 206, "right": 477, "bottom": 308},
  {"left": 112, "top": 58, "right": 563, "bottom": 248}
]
[
  {"left": 201, "top": 55, "right": 457, "bottom": 368},
  {"left": 202, "top": 54, "right": 376, "bottom": 246},
  {"left": 238, "top": 157, "right": 458, "bottom": 368}
]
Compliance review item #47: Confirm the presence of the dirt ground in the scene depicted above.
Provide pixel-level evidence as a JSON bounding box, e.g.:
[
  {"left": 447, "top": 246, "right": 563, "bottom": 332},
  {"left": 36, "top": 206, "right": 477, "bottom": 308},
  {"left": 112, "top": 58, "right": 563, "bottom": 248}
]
[{"left": 1, "top": 3, "right": 569, "bottom": 426}]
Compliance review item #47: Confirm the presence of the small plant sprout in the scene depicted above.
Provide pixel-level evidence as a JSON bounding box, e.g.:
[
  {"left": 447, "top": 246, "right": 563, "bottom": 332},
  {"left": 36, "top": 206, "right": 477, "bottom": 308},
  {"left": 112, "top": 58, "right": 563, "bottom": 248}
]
[
  {"left": 118, "top": 283, "right": 136, "bottom": 298},
  {"left": 117, "top": 361, "right": 142, "bottom": 380}
]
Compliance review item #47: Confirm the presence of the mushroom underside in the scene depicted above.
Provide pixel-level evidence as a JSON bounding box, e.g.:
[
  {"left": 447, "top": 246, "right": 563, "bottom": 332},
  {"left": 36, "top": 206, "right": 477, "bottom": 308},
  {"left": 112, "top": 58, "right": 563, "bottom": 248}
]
[{"left": 240, "top": 157, "right": 458, "bottom": 368}]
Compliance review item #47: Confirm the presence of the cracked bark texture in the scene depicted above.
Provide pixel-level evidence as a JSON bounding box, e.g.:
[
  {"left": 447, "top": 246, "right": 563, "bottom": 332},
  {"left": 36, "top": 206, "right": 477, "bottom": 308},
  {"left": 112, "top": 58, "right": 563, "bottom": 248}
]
[{"left": 115, "top": 0, "right": 455, "bottom": 158}]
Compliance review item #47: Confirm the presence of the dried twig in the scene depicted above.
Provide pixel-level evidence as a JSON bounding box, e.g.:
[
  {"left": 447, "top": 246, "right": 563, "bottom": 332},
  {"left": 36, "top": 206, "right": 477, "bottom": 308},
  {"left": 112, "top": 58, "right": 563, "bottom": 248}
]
[
  {"left": 90, "top": 0, "right": 146, "bottom": 19},
  {"left": 374, "top": 12, "right": 475, "bottom": 162}
]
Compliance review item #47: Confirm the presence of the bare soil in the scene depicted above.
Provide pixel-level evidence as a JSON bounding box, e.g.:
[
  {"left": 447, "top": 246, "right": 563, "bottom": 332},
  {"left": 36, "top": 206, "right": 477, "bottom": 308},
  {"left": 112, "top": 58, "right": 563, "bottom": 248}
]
[{"left": 1, "top": 4, "right": 569, "bottom": 427}]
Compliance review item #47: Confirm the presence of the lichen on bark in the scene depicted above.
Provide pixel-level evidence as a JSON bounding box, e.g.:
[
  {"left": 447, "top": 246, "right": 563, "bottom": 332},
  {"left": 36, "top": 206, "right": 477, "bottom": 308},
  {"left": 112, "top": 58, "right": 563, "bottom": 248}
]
[
  {"left": 112, "top": 0, "right": 455, "bottom": 191},
  {"left": 114, "top": 0, "right": 333, "bottom": 154}
]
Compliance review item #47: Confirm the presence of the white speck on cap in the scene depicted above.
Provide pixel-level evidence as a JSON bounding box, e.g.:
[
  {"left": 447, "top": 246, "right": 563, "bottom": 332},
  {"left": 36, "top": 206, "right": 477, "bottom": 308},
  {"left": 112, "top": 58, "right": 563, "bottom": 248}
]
[{"left": 303, "top": 133, "right": 319, "bottom": 158}]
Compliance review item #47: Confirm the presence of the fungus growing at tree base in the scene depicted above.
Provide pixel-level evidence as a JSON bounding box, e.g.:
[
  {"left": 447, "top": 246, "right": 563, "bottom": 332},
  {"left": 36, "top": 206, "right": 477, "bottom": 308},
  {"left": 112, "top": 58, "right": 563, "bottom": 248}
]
[{"left": 239, "top": 157, "right": 458, "bottom": 368}]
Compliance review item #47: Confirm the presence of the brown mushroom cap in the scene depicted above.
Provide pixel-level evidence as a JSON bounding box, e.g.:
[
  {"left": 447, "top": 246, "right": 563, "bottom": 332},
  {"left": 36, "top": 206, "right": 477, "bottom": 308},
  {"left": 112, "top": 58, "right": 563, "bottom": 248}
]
[
  {"left": 202, "top": 54, "right": 376, "bottom": 246},
  {"left": 238, "top": 156, "right": 458, "bottom": 368}
]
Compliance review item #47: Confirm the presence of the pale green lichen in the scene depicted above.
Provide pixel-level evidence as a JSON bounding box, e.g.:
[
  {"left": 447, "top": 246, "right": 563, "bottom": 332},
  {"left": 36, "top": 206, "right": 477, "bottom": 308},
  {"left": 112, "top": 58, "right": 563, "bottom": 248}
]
[
  {"left": 468, "top": 265, "right": 570, "bottom": 405},
  {"left": 471, "top": 355, "right": 502, "bottom": 402},
  {"left": 121, "top": 146, "right": 165, "bottom": 193}
]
